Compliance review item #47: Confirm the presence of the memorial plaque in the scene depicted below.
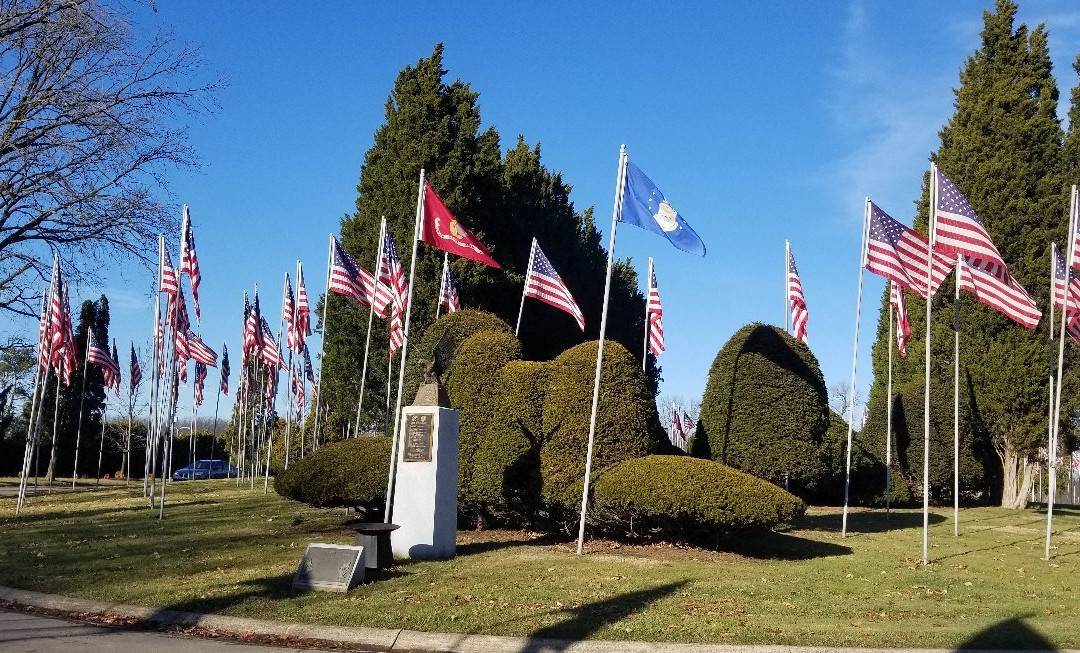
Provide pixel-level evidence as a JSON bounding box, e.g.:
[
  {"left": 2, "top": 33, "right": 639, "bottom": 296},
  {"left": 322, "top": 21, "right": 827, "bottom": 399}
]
[
  {"left": 403, "top": 412, "right": 433, "bottom": 462},
  {"left": 292, "top": 543, "right": 365, "bottom": 592}
]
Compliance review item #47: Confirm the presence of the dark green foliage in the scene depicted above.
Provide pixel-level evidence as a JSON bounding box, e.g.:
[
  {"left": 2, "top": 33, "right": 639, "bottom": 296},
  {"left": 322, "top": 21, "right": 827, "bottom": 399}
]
[
  {"left": 444, "top": 329, "right": 522, "bottom": 520},
  {"left": 862, "top": 0, "right": 1076, "bottom": 507},
  {"left": 816, "top": 412, "right": 885, "bottom": 506},
  {"left": 696, "top": 323, "right": 830, "bottom": 496},
  {"left": 470, "top": 360, "right": 550, "bottom": 524},
  {"left": 321, "top": 45, "right": 657, "bottom": 434},
  {"left": 588, "top": 455, "right": 806, "bottom": 544},
  {"left": 274, "top": 437, "right": 391, "bottom": 516},
  {"left": 540, "top": 340, "right": 664, "bottom": 513},
  {"left": 403, "top": 309, "right": 512, "bottom": 404}
]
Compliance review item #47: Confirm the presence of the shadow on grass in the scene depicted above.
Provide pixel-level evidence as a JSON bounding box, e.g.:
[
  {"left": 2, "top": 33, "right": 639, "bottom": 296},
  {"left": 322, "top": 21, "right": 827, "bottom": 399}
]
[
  {"left": 0, "top": 500, "right": 220, "bottom": 526},
  {"left": 148, "top": 573, "right": 296, "bottom": 618},
  {"left": 454, "top": 532, "right": 570, "bottom": 558},
  {"left": 720, "top": 530, "right": 851, "bottom": 560},
  {"left": 955, "top": 615, "right": 1056, "bottom": 650},
  {"left": 794, "top": 509, "right": 946, "bottom": 533},
  {"left": 525, "top": 580, "right": 686, "bottom": 646}
]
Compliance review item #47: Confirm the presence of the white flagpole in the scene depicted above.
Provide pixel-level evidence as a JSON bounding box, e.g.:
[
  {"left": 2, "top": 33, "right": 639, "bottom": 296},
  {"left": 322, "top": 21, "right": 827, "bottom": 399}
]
[
  {"left": 953, "top": 252, "right": 961, "bottom": 537},
  {"left": 312, "top": 235, "right": 334, "bottom": 448},
  {"left": 642, "top": 257, "right": 653, "bottom": 371},
  {"left": 886, "top": 298, "right": 893, "bottom": 519},
  {"left": 516, "top": 238, "right": 537, "bottom": 337},
  {"left": 923, "top": 164, "right": 938, "bottom": 565},
  {"left": 784, "top": 241, "right": 791, "bottom": 333},
  {"left": 435, "top": 252, "right": 448, "bottom": 321},
  {"left": 841, "top": 198, "right": 870, "bottom": 537},
  {"left": 1047, "top": 185, "right": 1077, "bottom": 560},
  {"left": 1045, "top": 244, "right": 1056, "bottom": 511},
  {"left": 95, "top": 393, "right": 109, "bottom": 486},
  {"left": 356, "top": 218, "right": 387, "bottom": 438},
  {"left": 17, "top": 282, "right": 54, "bottom": 514},
  {"left": 385, "top": 168, "right": 426, "bottom": 523},
  {"left": 71, "top": 334, "right": 93, "bottom": 488},
  {"left": 576, "top": 144, "right": 627, "bottom": 555}
]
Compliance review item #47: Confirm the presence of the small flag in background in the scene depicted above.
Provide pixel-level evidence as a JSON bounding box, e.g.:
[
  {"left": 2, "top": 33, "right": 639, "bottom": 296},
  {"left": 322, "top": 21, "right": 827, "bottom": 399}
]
[
  {"left": 957, "top": 255, "right": 1041, "bottom": 329},
  {"left": 259, "top": 318, "right": 283, "bottom": 368},
  {"left": 421, "top": 183, "right": 501, "bottom": 268},
  {"left": 647, "top": 264, "right": 664, "bottom": 356},
  {"left": 669, "top": 404, "right": 685, "bottom": 449},
  {"left": 787, "top": 246, "right": 808, "bottom": 344},
  {"left": 194, "top": 363, "right": 206, "bottom": 406},
  {"left": 302, "top": 343, "right": 315, "bottom": 385},
  {"left": 330, "top": 236, "right": 392, "bottom": 316},
  {"left": 523, "top": 239, "right": 585, "bottom": 331},
  {"left": 890, "top": 281, "right": 910, "bottom": 357},
  {"left": 295, "top": 264, "right": 312, "bottom": 351},
  {"left": 87, "top": 331, "right": 120, "bottom": 391},
  {"left": 220, "top": 343, "right": 230, "bottom": 396},
  {"left": 681, "top": 409, "right": 695, "bottom": 437},
  {"left": 180, "top": 208, "right": 201, "bottom": 318},
  {"left": 621, "top": 160, "right": 706, "bottom": 257},
  {"left": 283, "top": 273, "right": 296, "bottom": 351},
  {"left": 160, "top": 242, "right": 179, "bottom": 296},
  {"left": 865, "top": 201, "right": 955, "bottom": 299},
  {"left": 1052, "top": 243, "right": 1080, "bottom": 316},
  {"left": 129, "top": 342, "right": 142, "bottom": 393},
  {"left": 378, "top": 233, "right": 408, "bottom": 315},
  {"left": 187, "top": 332, "right": 218, "bottom": 367},
  {"left": 243, "top": 291, "right": 263, "bottom": 357},
  {"left": 439, "top": 256, "right": 460, "bottom": 314},
  {"left": 110, "top": 340, "right": 122, "bottom": 398},
  {"left": 934, "top": 168, "right": 1008, "bottom": 280}
]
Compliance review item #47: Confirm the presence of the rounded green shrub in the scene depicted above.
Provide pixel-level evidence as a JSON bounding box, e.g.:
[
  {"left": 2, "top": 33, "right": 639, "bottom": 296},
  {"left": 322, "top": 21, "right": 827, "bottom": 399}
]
[
  {"left": 540, "top": 340, "right": 664, "bottom": 513},
  {"left": 273, "top": 437, "right": 391, "bottom": 516},
  {"left": 470, "top": 360, "right": 551, "bottom": 523},
  {"left": 403, "top": 309, "right": 513, "bottom": 403},
  {"left": 696, "top": 323, "right": 830, "bottom": 496},
  {"left": 444, "top": 329, "right": 522, "bottom": 520},
  {"left": 589, "top": 455, "right": 806, "bottom": 543}
]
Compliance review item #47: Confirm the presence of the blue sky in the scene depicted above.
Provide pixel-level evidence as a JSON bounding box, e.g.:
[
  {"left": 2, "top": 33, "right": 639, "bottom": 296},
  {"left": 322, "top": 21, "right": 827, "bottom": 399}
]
[{"left": 17, "top": 0, "right": 1080, "bottom": 421}]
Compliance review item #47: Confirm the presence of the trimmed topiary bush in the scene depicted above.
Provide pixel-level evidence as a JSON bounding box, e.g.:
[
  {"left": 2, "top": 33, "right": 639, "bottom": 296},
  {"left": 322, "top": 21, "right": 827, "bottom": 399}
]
[
  {"left": 444, "top": 329, "right": 522, "bottom": 522},
  {"left": 403, "top": 309, "right": 513, "bottom": 403},
  {"left": 540, "top": 340, "right": 664, "bottom": 515},
  {"left": 589, "top": 455, "right": 806, "bottom": 543},
  {"left": 696, "top": 323, "right": 830, "bottom": 496},
  {"left": 470, "top": 360, "right": 551, "bottom": 524},
  {"left": 273, "top": 437, "right": 391, "bottom": 516}
]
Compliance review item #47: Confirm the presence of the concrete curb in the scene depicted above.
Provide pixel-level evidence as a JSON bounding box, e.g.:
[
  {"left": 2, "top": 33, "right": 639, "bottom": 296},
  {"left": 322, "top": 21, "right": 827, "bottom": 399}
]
[{"left": 0, "top": 585, "right": 1068, "bottom": 653}]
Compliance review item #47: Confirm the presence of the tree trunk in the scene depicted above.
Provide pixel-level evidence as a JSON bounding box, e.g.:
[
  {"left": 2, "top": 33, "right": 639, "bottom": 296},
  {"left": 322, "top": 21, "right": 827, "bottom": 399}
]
[{"left": 997, "top": 437, "right": 1034, "bottom": 509}]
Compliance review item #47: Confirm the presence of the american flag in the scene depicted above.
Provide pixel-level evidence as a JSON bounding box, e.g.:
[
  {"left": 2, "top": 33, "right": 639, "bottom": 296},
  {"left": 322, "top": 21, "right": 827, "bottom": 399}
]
[
  {"left": 329, "top": 237, "right": 392, "bottom": 316},
  {"left": 187, "top": 332, "right": 218, "bottom": 367},
  {"left": 669, "top": 404, "right": 685, "bottom": 448},
  {"left": 36, "top": 284, "right": 50, "bottom": 372},
  {"left": 890, "top": 281, "right": 910, "bottom": 357},
  {"left": 647, "top": 264, "right": 664, "bottom": 356},
  {"left": 1067, "top": 316, "right": 1080, "bottom": 346},
  {"left": 388, "top": 309, "right": 404, "bottom": 355},
  {"left": 180, "top": 208, "right": 201, "bottom": 318},
  {"left": 260, "top": 318, "right": 283, "bottom": 368},
  {"left": 194, "top": 362, "right": 206, "bottom": 406},
  {"left": 55, "top": 283, "right": 76, "bottom": 385},
  {"left": 160, "top": 241, "right": 179, "bottom": 296},
  {"left": 680, "top": 410, "right": 695, "bottom": 436},
  {"left": 155, "top": 307, "right": 165, "bottom": 374},
  {"left": 1072, "top": 451, "right": 1080, "bottom": 472},
  {"left": 87, "top": 331, "right": 120, "bottom": 391},
  {"left": 243, "top": 291, "right": 263, "bottom": 358},
  {"left": 1052, "top": 242, "right": 1080, "bottom": 316},
  {"left": 787, "top": 246, "right": 808, "bottom": 344},
  {"left": 302, "top": 343, "right": 315, "bottom": 385},
  {"left": 934, "top": 168, "right": 1008, "bottom": 279},
  {"left": 129, "top": 343, "right": 141, "bottom": 394},
  {"left": 379, "top": 232, "right": 408, "bottom": 315},
  {"left": 292, "top": 362, "right": 304, "bottom": 408},
  {"left": 220, "top": 343, "right": 230, "bottom": 396},
  {"left": 439, "top": 256, "right": 460, "bottom": 314},
  {"left": 957, "top": 255, "right": 1040, "bottom": 329},
  {"left": 283, "top": 273, "right": 296, "bottom": 351},
  {"left": 265, "top": 364, "right": 278, "bottom": 407},
  {"left": 174, "top": 328, "right": 190, "bottom": 362},
  {"left": 524, "top": 239, "right": 585, "bottom": 331},
  {"left": 110, "top": 340, "right": 122, "bottom": 398},
  {"left": 865, "top": 201, "right": 955, "bottom": 299},
  {"left": 47, "top": 263, "right": 65, "bottom": 366},
  {"left": 295, "top": 263, "right": 312, "bottom": 350}
]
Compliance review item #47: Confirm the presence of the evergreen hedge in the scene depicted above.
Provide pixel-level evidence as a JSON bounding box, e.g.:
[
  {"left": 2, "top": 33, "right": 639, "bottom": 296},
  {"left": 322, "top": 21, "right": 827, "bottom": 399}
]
[
  {"left": 470, "top": 360, "right": 551, "bottom": 524},
  {"left": 403, "top": 310, "right": 513, "bottom": 403},
  {"left": 540, "top": 340, "right": 663, "bottom": 514},
  {"left": 589, "top": 455, "right": 806, "bottom": 543},
  {"left": 273, "top": 437, "right": 391, "bottom": 515},
  {"left": 696, "top": 323, "right": 830, "bottom": 496}
]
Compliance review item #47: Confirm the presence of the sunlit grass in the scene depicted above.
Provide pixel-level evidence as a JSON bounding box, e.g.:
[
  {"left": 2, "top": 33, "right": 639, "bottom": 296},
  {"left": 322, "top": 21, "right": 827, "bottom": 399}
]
[{"left": 1, "top": 481, "right": 1078, "bottom": 647}]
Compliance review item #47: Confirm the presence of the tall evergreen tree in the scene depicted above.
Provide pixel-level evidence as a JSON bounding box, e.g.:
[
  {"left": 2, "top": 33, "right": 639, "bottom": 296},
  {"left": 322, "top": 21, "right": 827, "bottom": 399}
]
[
  {"left": 320, "top": 46, "right": 655, "bottom": 435},
  {"left": 861, "top": 0, "right": 1073, "bottom": 508}
]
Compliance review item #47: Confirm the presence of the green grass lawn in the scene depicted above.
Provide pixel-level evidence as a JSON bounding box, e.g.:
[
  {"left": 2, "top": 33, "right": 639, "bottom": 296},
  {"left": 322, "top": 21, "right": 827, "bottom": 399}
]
[{"left": 1, "top": 480, "right": 1078, "bottom": 648}]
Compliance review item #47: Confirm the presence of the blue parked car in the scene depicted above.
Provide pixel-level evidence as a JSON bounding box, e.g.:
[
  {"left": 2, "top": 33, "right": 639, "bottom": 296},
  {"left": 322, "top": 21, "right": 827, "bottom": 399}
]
[{"left": 172, "top": 459, "right": 239, "bottom": 481}]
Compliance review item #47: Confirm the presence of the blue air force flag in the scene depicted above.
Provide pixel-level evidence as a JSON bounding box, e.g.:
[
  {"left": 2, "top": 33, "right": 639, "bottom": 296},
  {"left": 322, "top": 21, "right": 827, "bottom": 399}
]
[{"left": 621, "top": 161, "right": 706, "bottom": 256}]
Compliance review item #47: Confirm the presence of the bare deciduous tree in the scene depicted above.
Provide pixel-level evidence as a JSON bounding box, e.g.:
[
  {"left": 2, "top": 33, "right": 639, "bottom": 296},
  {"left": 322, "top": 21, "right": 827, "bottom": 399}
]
[{"left": 0, "top": 0, "right": 215, "bottom": 317}]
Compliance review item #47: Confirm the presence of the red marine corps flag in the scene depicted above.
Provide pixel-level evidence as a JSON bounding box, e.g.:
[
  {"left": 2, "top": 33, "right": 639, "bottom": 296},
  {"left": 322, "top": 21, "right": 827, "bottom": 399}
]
[{"left": 421, "top": 183, "right": 501, "bottom": 268}]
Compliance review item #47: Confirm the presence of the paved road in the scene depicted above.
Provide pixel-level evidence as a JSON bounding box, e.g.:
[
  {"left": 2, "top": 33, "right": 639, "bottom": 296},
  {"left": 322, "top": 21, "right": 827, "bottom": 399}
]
[{"left": 0, "top": 609, "right": 344, "bottom": 652}]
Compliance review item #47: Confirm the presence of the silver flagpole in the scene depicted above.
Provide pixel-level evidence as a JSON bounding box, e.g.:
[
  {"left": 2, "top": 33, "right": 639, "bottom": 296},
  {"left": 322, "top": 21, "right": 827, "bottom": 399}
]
[
  {"left": 312, "top": 235, "right": 334, "bottom": 448},
  {"left": 96, "top": 393, "right": 109, "bottom": 486},
  {"left": 17, "top": 281, "right": 55, "bottom": 514},
  {"left": 356, "top": 218, "right": 388, "bottom": 438},
  {"left": 642, "top": 257, "right": 652, "bottom": 371},
  {"left": 384, "top": 350, "right": 394, "bottom": 432},
  {"left": 923, "top": 164, "right": 938, "bottom": 565},
  {"left": 886, "top": 297, "right": 893, "bottom": 519},
  {"left": 576, "top": 144, "right": 627, "bottom": 555},
  {"left": 841, "top": 198, "right": 870, "bottom": 537},
  {"left": 953, "top": 252, "right": 961, "bottom": 537},
  {"left": 515, "top": 238, "right": 537, "bottom": 337},
  {"left": 385, "top": 169, "right": 426, "bottom": 523},
  {"left": 1047, "top": 185, "right": 1077, "bottom": 560},
  {"left": 435, "top": 252, "right": 447, "bottom": 321},
  {"left": 1045, "top": 244, "right": 1056, "bottom": 511},
  {"left": 285, "top": 262, "right": 299, "bottom": 465},
  {"left": 71, "top": 333, "right": 93, "bottom": 488}
]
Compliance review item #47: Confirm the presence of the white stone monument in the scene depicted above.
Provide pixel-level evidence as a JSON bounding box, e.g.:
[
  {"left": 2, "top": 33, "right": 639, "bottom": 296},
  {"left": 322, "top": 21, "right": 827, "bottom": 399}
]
[{"left": 390, "top": 404, "right": 459, "bottom": 560}]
